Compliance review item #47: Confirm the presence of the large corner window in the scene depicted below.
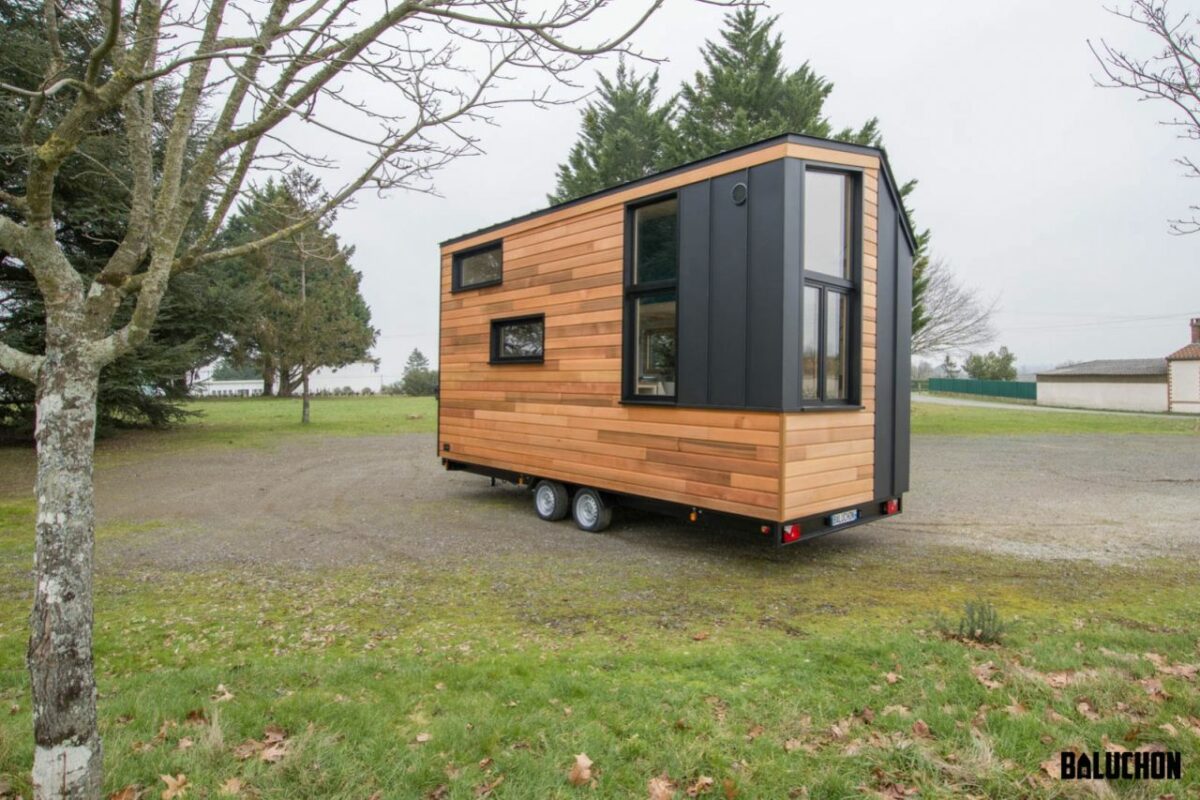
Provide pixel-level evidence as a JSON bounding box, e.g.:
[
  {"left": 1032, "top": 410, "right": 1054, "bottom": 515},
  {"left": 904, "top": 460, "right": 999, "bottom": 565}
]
[
  {"left": 490, "top": 314, "right": 544, "bottom": 364},
  {"left": 802, "top": 169, "right": 857, "bottom": 404},
  {"left": 452, "top": 241, "right": 503, "bottom": 291},
  {"left": 625, "top": 197, "right": 678, "bottom": 401}
]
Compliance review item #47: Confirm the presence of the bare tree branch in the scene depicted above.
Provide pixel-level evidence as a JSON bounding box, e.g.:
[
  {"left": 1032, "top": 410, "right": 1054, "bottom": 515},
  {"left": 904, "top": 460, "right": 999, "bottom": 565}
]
[
  {"left": 911, "top": 258, "right": 997, "bottom": 355},
  {"left": 1092, "top": 0, "right": 1200, "bottom": 233}
]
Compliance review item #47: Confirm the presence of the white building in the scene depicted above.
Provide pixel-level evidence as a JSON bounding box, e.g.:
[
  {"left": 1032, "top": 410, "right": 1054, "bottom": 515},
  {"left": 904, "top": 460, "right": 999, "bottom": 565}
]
[
  {"left": 192, "top": 361, "right": 383, "bottom": 397},
  {"left": 1167, "top": 318, "right": 1200, "bottom": 415},
  {"left": 1035, "top": 319, "right": 1200, "bottom": 414},
  {"left": 1036, "top": 359, "right": 1169, "bottom": 413}
]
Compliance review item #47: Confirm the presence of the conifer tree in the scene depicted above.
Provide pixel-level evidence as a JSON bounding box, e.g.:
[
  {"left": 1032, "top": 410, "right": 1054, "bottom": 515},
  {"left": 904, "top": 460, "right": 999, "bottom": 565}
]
[{"left": 549, "top": 60, "right": 675, "bottom": 203}]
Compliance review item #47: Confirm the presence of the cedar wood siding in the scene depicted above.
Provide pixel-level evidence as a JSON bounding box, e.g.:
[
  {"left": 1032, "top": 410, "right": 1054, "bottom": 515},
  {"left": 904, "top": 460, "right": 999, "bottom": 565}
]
[{"left": 440, "top": 142, "right": 887, "bottom": 523}]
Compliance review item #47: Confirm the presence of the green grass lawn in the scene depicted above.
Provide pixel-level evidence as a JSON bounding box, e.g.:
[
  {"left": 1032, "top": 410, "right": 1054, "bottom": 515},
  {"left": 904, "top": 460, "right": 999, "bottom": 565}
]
[
  {"left": 911, "top": 401, "right": 1200, "bottom": 436},
  {"left": 0, "top": 398, "right": 1197, "bottom": 798}
]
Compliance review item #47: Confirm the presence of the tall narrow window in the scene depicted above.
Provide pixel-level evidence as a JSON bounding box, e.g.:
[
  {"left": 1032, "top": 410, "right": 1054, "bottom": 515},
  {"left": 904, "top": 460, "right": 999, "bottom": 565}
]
[
  {"left": 625, "top": 197, "right": 678, "bottom": 400},
  {"left": 802, "top": 169, "right": 857, "bottom": 405}
]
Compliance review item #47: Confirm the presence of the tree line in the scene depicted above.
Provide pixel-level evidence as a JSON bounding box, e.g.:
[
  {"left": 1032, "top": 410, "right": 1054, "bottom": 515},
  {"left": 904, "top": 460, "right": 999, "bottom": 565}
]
[{"left": 549, "top": 8, "right": 996, "bottom": 357}]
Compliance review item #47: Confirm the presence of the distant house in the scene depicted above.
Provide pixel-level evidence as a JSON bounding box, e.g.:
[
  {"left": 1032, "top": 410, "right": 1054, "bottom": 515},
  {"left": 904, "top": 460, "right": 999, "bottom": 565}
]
[
  {"left": 1167, "top": 318, "right": 1200, "bottom": 415},
  {"left": 1035, "top": 319, "right": 1200, "bottom": 414},
  {"left": 1036, "top": 359, "right": 1169, "bottom": 413},
  {"left": 192, "top": 361, "right": 383, "bottom": 397}
]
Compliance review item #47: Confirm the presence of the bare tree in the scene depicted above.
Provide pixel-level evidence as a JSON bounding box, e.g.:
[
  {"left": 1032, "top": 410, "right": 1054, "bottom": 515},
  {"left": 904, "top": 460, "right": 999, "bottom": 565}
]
[
  {"left": 910, "top": 258, "right": 997, "bottom": 355},
  {"left": 0, "top": 2, "right": 741, "bottom": 796},
  {"left": 1091, "top": 0, "right": 1200, "bottom": 233}
]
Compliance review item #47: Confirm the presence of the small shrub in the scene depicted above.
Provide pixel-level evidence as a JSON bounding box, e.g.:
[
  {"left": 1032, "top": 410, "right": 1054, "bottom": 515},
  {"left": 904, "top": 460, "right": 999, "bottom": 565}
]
[
  {"left": 937, "top": 599, "right": 1007, "bottom": 644},
  {"left": 360, "top": 387, "right": 374, "bottom": 396}
]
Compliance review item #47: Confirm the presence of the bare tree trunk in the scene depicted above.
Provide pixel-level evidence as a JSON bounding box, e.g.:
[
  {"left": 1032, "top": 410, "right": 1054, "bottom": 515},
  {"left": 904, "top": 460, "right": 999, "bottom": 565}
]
[
  {"left": 28, "top": 346, "right": 103, "bottom": 800},
  {"left": 261, "top": 358, "right": 275, "bottom": 397},
  {"left": 301, "top": 371, "right": 310, "bottom": 424}
]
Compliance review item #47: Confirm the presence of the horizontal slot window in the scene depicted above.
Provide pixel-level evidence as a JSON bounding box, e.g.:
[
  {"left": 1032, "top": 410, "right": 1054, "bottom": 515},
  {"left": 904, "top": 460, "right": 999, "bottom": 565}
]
[
  {"left": 453, "top": 241, "right": 503, "bottom": 291},
  {"left": 490, "top": 315, "right": 544, "bottom": 364}
]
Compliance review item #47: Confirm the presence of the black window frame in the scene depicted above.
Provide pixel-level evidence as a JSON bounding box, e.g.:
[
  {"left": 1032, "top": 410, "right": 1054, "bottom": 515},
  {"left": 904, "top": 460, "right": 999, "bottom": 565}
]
[
  {"left": 489, "top": 313, "right": 545, "bottom": 365},
  {"left": 622, "top": 192, "right": 681, "bottom": 405},
  {"left": 800, "top": 165, "right": 861, "bottom": 407},
  {"left": 452, "top": 239, "right": 503, "bottom": 292}
]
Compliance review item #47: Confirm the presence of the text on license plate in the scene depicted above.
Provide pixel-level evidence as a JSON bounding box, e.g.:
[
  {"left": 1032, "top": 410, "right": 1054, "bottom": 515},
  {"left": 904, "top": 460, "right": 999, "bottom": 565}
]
[{"left": 828, "top": 509, "right": 860, "bottom": 527}]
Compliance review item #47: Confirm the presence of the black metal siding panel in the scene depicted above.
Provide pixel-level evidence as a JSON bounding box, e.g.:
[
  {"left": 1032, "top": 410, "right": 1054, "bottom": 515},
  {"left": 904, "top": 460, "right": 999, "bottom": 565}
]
[
  {"left": 677, "top": 183, "right": 711, "bottom": 406},
  {"left": 780, "top": 159, "right": 804, "bottom": 409},
  {"left": 873, "top": 183, "right": 898, "bottom": 500},
  {"left": 746, "top": 162, "right": 785, "bottom": 408},
  {"left": 894, "top": 238, "right": 913, "bottom": 494},
  {"left": 707, "top": 170, "right": 749, "bottom": 407}
]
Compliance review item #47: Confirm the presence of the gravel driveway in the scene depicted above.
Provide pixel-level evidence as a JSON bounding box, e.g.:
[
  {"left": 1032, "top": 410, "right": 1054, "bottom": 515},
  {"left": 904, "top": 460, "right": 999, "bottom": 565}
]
[{"left": 82, "top": 432, "right": 1200, "bottom": 570}]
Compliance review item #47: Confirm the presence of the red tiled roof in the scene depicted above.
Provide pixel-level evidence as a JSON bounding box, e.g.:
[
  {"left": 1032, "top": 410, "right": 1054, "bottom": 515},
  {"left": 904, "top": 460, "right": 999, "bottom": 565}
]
[{"left": 1167, "top": 343, "right": 1200, "bottom": 360}]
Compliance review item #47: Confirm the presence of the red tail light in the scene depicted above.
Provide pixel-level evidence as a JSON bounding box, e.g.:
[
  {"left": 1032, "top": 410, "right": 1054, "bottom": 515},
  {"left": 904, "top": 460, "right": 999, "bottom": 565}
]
[
  {"left": 782, "top": 523, "right": 802, "bottom": 543},
  {"left": 883, "top": 498, "right": 899, "bottom": 515}
]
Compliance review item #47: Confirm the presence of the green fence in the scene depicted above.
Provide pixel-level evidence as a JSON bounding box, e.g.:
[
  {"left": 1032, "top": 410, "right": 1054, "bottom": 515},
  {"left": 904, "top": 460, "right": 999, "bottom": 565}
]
[{"left": 926, "top": 377, "right": 1037, "bottom": 401}]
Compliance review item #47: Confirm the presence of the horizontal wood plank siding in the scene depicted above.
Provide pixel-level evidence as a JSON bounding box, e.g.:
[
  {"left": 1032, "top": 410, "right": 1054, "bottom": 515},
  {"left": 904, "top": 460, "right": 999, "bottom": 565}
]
[{"left": 441, "top": 146, "right": 884, "bottom": 524}]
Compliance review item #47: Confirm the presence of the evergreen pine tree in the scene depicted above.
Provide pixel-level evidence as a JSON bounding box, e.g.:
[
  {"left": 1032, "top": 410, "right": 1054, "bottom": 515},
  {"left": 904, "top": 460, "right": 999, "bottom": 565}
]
[
  {"left": 549, "top": 60, "right": 675, "bottom": 203},
  {"left": 671, "top": 9, "right": 879, "bottom": 164}
]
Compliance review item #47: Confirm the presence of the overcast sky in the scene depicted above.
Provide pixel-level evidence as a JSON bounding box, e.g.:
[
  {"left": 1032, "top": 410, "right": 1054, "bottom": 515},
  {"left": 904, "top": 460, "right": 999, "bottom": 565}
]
[{"left": 325, "top": 0, "right": 1200, "bottom": 380}]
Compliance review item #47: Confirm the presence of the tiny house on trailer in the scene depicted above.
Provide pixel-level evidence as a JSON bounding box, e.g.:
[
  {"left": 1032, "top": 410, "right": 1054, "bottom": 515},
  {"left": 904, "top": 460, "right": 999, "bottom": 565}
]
[{"left": 438, "top": 133, "right": 915, "bottom": 546}]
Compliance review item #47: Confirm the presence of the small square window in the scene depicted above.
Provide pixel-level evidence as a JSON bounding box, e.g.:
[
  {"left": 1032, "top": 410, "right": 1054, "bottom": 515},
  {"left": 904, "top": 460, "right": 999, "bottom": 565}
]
[
  {"left": 490, "top": 315, "right": 544, "bottom": 364},
  {"left": 453, "top": 241, "right": 503, "bottom": 291}
]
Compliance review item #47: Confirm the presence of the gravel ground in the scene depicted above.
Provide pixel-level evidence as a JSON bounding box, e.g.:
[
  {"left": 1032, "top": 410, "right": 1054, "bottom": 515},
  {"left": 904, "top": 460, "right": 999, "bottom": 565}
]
[{"left": 78, "top": 432, "right": 1200, "bottom": 571}]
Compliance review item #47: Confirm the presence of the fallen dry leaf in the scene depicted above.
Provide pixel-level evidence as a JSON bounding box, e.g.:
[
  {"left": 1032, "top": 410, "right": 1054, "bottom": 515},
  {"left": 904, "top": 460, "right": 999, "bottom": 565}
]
[
  {"left": 478, "top": 757, "right": 494, "bottom": 770},
  {"left": 1004, "top": 698, "right": 1027, "bottom": 717},
  {"left": 884, "top": 672, "right": 902, "bottom": 685},
  {"left": 648, "top": 774, "right": 676, "bottom": 800},
  {"left": 829, "top": 717, "right": 854, "bottom": 741},
  {"left": 232, "top": 739, "right": 263, "bottom": 760},
  {"left": 971, "top": 661, "right": 1003, "bottom": 690},
  {"left": 474, "top": 775, "right": 504, "bottom": 797},
  {"left": 211, "top": 684, "right": 234, "bottom": 702},
  {"left": 109, "top": 787, "right": 141, "bottom": 800},
  {"left": 722, "top": 777, "right": 738, "bottom": 799},
  {"left": 260, "top": 740, "right": 289, "bottom": 763},
  {"left": 176, "top": 737, "right": 194, "bottom": 752},
  {"left": 217, "top": 777, "right": 242, "bottom": 797},
  {"left": 692, "top": 631, "right": 710, "bottom": 641},
  {"left": 911, "top": 719, "right": 932, "bottom": 739},
  {"left": 881, "top": 705, "right": 911, "bottom": 717},
  {"left": 568, "top": 753, "right": 593, "bottom": 787},
  {"left": 1044, "top": 707, "right": 1070, "bottom": 725},
  {"left": 1075, "top": 699, "right": 1101, "bottom": 722},
  {"left": 686, "top": 775, "right": 715, "bottom": 797},
  {"left": 426, "top": 786, "right": 449, "bottom": 800},
  {"left": 159, "top": 774, "right": 188, "bottom": 800},
  {"left": 745, "top": 724, "right": 765, "bottom": 741},
  {"left": 415, "top": 732, "right": 433, "bottom": 744},
  {"left": 1159, "top": 723, "right": 1179, "bottom": 737},
  {"left": 1139, "top": 677, "right": 1169, "bottom": 702},
  {"left": 1144, "top": 652, "right": 1199, "bottom": 681},
  {"left": 857, "top": 707, "right": 875, "bottom": 724}
]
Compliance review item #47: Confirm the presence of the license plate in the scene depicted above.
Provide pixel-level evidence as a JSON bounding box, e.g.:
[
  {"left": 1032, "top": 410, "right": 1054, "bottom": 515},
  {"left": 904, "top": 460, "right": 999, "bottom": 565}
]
[{"left": 828, "top": 509, "right": 860, "bottom": 527}]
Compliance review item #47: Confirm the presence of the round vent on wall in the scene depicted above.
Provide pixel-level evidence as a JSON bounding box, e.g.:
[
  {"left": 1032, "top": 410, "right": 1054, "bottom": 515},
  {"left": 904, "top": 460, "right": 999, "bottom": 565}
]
[{"left": 731, "top": 182, "right": 748, "bottom": 205}]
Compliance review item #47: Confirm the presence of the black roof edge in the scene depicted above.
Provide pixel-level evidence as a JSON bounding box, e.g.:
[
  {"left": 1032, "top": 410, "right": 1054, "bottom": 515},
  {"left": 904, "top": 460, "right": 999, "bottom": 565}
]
[{"left": 440, "top": 132, "right": 919, "bottom": 253}]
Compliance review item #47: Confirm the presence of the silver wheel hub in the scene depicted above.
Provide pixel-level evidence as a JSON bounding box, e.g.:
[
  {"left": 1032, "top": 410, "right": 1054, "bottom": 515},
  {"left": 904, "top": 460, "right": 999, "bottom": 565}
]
[
  {"left": 536, "top": 485, "right": 556, "bottom": 516},
  {"left": 576, "top": 494, "right": 598, "bottom": 526}
]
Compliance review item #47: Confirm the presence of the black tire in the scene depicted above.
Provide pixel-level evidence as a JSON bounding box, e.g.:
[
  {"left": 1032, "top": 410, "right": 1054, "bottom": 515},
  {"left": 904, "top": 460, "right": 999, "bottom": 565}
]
[
  {"left": 532, "top": 479, "right": 570, "bottom": 521},
  {"left": 571, "top": 488, "right": 612, "bottom": 532}
]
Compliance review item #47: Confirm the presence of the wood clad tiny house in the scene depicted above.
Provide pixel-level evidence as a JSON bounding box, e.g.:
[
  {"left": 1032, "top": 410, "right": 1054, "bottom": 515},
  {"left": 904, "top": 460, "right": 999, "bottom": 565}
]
[{"left": 438, "top": 134, "right": 915, "bottom": 545}]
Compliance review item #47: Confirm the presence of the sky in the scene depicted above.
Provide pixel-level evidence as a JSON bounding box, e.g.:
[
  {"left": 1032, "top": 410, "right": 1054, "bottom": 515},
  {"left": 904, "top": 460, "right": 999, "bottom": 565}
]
[{"left": 317, "top": 0, "right": 1200, "bottom": 381}]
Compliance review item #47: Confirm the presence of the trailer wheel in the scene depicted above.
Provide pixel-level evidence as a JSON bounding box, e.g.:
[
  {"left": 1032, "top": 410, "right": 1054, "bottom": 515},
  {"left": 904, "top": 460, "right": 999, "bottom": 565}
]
[
  {"left": 533, "top": 480, "right": 570, "bottom": 521},
  {"left": 571, "top": 488, "right": 612, "bottom": 532}
]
